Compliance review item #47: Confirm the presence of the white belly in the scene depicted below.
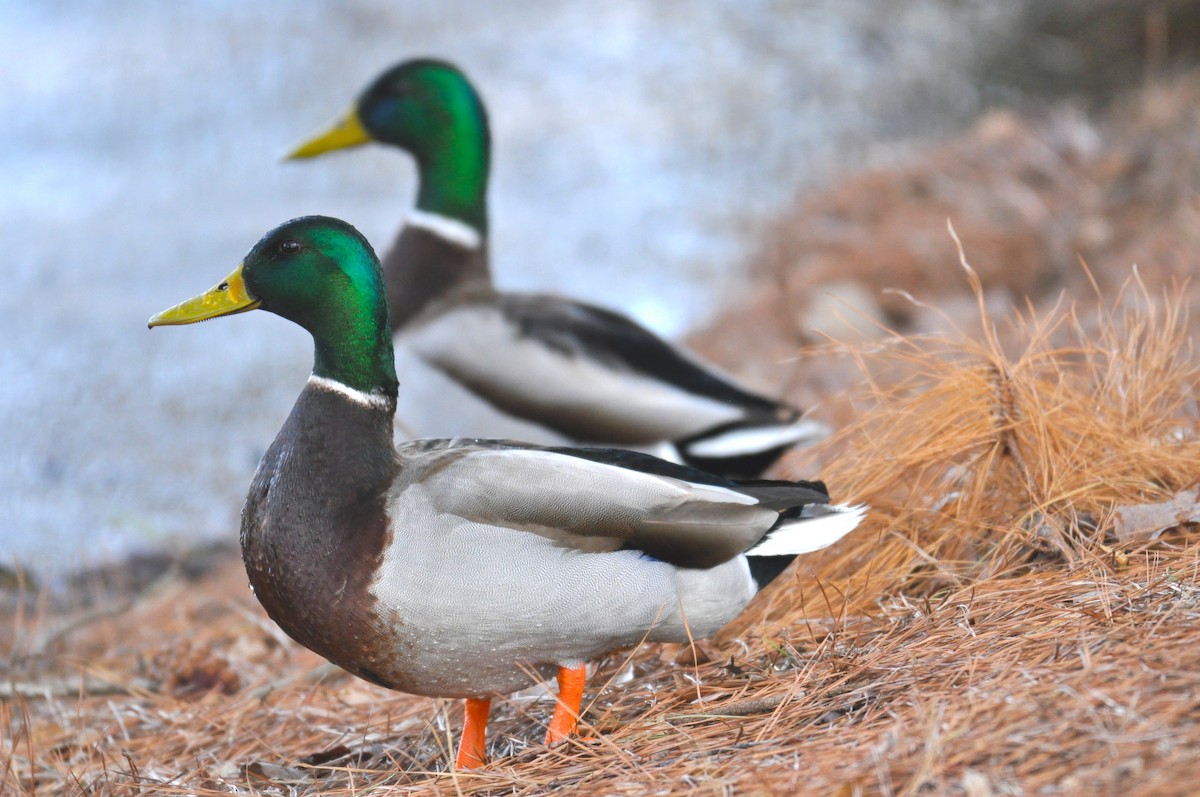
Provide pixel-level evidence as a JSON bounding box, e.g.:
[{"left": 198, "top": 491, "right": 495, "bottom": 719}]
[{"left": 368, "top": 495, "right": 755, "bottom": 698}]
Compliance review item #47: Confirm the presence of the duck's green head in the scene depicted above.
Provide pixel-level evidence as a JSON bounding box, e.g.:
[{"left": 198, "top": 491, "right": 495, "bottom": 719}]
[
  {"left": 149, "top": 216, "right": 398, "bottom": 397},
  {"left": 286, "top": 59, "right": 489, "bottom": 231}
]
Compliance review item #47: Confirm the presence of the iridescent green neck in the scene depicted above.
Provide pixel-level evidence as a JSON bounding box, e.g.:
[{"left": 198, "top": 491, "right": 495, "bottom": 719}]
[
  {"left": 413, "top": 116, "right": 489, "bottom": 235},
  {"left": 306, "top": 263, "right": 397, "bottom": 397},
  {"left": 311, "top": 310, "right": 397, "bottom": 400}
]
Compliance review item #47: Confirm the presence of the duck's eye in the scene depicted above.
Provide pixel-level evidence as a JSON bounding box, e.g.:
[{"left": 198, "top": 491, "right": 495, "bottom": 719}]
[
  {"left": 383, "top": 80, "right": 412, "bottom": 99},
  {"left": 279, "top": 240, "right": 301, "bottom": 255}
]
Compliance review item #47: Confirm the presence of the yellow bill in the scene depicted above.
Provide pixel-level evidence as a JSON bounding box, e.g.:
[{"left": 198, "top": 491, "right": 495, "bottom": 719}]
[
  {"left": 283, "top": 106, "right": 372, "bottom": 160},
  {"left": 148, "top": 263, "right": 261, "bottom": 327}
]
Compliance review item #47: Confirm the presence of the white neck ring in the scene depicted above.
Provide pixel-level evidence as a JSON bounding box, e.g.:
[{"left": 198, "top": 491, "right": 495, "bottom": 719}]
[
  {"left": 407, "top": 209, "right": 483, "bottom": 251},
  {"left": 307, "top": 374, "right": 393, "bottom": 410}
]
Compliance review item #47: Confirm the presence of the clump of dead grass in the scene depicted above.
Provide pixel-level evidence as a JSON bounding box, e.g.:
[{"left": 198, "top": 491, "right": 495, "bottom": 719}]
[{"left": 756, "top": 245, "right": 1198, "bottom": 626}]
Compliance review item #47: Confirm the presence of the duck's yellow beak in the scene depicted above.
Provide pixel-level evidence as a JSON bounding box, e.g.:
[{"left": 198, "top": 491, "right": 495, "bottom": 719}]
[
  {"left": 148, "top": 263, "right": 261, "bottom": 327},
  {"left": 283, "top": 106, "right": 372, "bottom": 160}
]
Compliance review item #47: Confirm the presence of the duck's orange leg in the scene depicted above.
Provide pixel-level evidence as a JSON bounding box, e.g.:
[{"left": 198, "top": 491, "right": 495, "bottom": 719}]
[
  {"left": 545, "top": 664, "right": 587, "bottom": 745},
  {"left": 455, "top": 697, "right": 491, "bottom": 769}
]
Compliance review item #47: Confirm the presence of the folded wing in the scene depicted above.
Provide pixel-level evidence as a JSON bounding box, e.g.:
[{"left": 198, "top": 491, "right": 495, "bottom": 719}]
[{"left": 398, "top": 440, "right": 824, "bottom": 568}]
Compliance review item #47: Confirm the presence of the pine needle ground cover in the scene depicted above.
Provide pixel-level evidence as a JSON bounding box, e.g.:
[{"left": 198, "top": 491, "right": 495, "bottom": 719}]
[{"left": 6, "top": 75, "right": 1200, "bottom": 796}]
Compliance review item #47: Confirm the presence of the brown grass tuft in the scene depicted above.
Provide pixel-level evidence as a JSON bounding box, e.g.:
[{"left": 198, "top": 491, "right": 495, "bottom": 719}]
[{"left": 751, "top": 251, "right": 1198, "bottom": 628}]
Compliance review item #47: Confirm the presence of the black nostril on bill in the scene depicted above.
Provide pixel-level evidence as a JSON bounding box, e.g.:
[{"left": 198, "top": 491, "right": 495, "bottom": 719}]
[{"left": 218, "top": 282, "right": 229, "bottom": 291}]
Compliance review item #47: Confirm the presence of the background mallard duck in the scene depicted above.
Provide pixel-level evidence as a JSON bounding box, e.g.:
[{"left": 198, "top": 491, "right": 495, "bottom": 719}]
[{"left": 286, "top": 59, "right": 828, "bottom": 478}]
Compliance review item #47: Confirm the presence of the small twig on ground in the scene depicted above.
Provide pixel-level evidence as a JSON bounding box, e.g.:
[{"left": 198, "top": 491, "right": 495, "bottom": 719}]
[
  {"left": 0, "top": 675, "right": 154, "bottom": 699},
  {"left": 666, "top": 694, "right": 789, "bottom": 721}
]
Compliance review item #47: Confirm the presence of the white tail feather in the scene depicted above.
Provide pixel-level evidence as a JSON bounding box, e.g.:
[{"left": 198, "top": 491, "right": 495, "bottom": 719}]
[
  {"left": 685, "top": 419, "right": 829, "bottom": 459},
  {"left": 745, "top": 503, "right": 867, "bottom": 557}
]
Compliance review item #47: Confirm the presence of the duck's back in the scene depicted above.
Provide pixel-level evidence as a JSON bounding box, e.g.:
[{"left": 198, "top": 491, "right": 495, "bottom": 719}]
[{"left": 403, "top": 293, "right": 794, "bottom": 445}]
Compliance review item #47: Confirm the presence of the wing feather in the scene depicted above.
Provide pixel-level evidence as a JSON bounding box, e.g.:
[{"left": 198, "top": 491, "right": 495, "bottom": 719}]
[{"left": 399, "top": 440, "right": 779, "bottom": 568}]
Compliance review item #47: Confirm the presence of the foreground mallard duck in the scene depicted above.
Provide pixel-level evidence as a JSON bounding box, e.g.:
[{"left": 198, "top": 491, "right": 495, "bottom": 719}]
[
  {"left": 148, "top": 216, "right": 864, "bottom": 769},
  {"left": 286, "top": 58, "right": 826, "bottom": 478}
]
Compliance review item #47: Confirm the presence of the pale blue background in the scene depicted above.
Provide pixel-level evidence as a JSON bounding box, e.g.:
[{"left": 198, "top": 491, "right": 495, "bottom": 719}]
[{"left": 1, "top": 0, "right": 1023, "bottom": 575}]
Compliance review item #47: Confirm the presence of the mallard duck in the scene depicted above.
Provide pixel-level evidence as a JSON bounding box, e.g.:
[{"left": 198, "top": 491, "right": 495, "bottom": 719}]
[
  {"left": 148, "top": 216, "right": 865, "bottom": 769},
  {"left": 285, "top": 58, "right": 826, "bottom": 478}
]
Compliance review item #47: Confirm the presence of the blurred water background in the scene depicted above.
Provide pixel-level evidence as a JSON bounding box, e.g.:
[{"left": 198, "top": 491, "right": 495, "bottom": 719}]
[{"left": 2, "top": 0, "right": 1149, "bottom": 578}]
